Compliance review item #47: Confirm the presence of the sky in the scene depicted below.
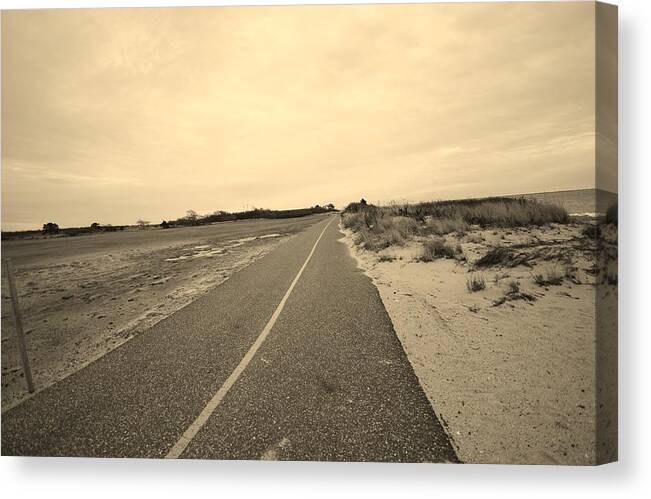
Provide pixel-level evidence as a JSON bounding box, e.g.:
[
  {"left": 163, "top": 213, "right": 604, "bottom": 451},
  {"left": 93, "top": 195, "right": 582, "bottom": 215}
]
[{"left": 1, "top": 2, "right": 616, "bottom": 230}]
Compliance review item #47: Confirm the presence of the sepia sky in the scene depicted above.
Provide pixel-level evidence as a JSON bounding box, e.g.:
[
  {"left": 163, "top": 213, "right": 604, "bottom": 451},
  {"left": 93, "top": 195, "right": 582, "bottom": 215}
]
[{"left": 2, "top": 2, "right": 613, "bottom": 230}]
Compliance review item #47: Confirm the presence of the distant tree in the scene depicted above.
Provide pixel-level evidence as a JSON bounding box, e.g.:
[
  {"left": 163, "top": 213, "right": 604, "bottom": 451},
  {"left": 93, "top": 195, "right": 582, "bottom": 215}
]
[
  {"left": 326, "top": 203, "right": 335, "bottom": 210},
  {"left": 136, "top": 219, "right": 150, "bottom": 229},
  {"left": 360, "top": 198, "right": 367, "bottom": 205},
  {"left": 42, "top": 222, "right": 60, "bottom": 235},
  {"left": 186, "top": 210, "right": 198, "bottom": 223},
  {"left": 90, "top": 222, "right": 101, "bottom": 230},
  {"left": 160, "top": 220, "right": 170, "bottom": 229}
]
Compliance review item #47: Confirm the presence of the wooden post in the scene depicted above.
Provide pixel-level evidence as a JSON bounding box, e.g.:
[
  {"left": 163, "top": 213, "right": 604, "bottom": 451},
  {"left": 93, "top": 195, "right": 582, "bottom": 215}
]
[{"left": 3, "top": 258, "right": 35, "bottom": 393}]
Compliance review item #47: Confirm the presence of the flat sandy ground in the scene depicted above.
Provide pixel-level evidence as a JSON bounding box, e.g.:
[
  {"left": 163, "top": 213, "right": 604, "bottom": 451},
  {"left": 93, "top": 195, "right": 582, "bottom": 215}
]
[
  {"left": 1, "top": 215, "right": 325, "bottom": 408},
  {"left": 341, "top": 220, "right": 617, "bottom": 465}
]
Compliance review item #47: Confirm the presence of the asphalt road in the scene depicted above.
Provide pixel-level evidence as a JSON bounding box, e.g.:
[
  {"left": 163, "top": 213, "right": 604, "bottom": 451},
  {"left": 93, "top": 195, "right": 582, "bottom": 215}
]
[
  {"left": 1, "top": 215, "right": 324, "bottom": 268},
  {"left": 1, "top": 215, "right": 458, "bottom": 462}
]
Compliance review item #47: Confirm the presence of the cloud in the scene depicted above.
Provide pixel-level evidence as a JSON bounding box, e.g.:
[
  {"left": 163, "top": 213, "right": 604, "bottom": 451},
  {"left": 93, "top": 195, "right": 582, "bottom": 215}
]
[{"left": 1, "top": 3, "right": 605, "bottom": 229}]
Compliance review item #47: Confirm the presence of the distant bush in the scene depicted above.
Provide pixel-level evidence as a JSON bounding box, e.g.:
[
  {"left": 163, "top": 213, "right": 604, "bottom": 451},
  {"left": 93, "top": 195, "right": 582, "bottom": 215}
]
[
  {"left": 174, "top": 204, "right": 337, "bottom": 226},
  {"left": 42, "top": 222, "right": 60, "bottom": 235}
]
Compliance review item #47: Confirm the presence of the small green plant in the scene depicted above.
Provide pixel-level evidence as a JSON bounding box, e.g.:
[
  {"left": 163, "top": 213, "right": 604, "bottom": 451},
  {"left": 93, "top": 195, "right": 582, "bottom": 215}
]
[{"left": 466, "top": 274, "right": 486, "bottom": 292}]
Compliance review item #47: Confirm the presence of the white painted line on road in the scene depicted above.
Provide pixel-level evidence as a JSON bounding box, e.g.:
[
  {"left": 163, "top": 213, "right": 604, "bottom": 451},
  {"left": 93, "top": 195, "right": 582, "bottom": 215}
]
[{"left": 165, "top": 216, "right": 335, "bottom": 459}]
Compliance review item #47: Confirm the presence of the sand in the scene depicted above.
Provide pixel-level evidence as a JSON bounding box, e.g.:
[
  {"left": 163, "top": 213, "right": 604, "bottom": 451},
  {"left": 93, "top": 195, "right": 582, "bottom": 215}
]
[
  {"left": 340, "top": 220, "right": 617, "bottom": 465},
  {"left": 1, "top": 227, "right": 294, "bottom": 409}
]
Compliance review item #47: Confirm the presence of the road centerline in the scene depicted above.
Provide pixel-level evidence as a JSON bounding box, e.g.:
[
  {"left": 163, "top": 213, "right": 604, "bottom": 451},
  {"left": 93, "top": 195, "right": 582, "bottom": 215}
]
[{"left": 165, "top": 216, "right": 335, "bottom": 459}]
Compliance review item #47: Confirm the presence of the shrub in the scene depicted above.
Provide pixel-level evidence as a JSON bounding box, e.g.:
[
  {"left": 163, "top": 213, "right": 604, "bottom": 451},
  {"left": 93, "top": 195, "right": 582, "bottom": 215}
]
[
  {"left": 466, "top": 274, "right": 486, "bottom": 292},
  {"left": 42, "top": 222, "right": 60, "bottom": 235},
  {"left": 344, "top": 210, "right": 419, "bottom": 251}
]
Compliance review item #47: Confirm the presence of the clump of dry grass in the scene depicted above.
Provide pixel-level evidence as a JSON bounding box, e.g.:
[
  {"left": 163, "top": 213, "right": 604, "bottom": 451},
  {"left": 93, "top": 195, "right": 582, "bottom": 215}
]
[
  {"left": 385, "top": 196, "right": 569, "bottom": 227},
  {"left": 419, "top": 237, "right": 462, "bottom": 262},
  {"left": 425, "top": 216, "right": 468, "bottom": 236},
  {"left": 343, "top": 196, "right": 568, "bottom": 254},
  {"left": 492, "top": 279, "right": 536, "bottom": 306},
  {"left": 533, "top": 266, "right": 564, "bottom": 286},
  {"left": 506, "top": 279, "right": 520, "bottom": 294},
  {"left": 343, "top": 208, "right": 419, "bottom": 252},
  {"left": 466, "top": 274, "right": 486, "bottom": 292}
]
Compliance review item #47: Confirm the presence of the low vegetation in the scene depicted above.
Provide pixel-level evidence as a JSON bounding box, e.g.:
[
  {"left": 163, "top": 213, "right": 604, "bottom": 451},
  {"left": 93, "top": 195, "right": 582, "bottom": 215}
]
[
  {"left": 1, "top": 203, "right": 337, "bottom": 240},
  {"left": 378, "top": 196, "right": 569, "bottom": 227},
  {"left": 492, "top": 279, "right": 537, "bottom": 307},
  {"left": 378, "top": 254, "right": 396, "bottom": 262},
  {"left": 343, "top": 210, "right": 419, "bottom": 252},
  {"left": 507, "top": 279, "right": 520, "bottom": 294},
  {"left": 419, "top": 238, "right": 463, "bottom": 262},
  {"left": 342, "top": 197, "right": 568, "bottom": 255},
  {"left": 172, "top": 204, "right": 336, "bottom": 226}
]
